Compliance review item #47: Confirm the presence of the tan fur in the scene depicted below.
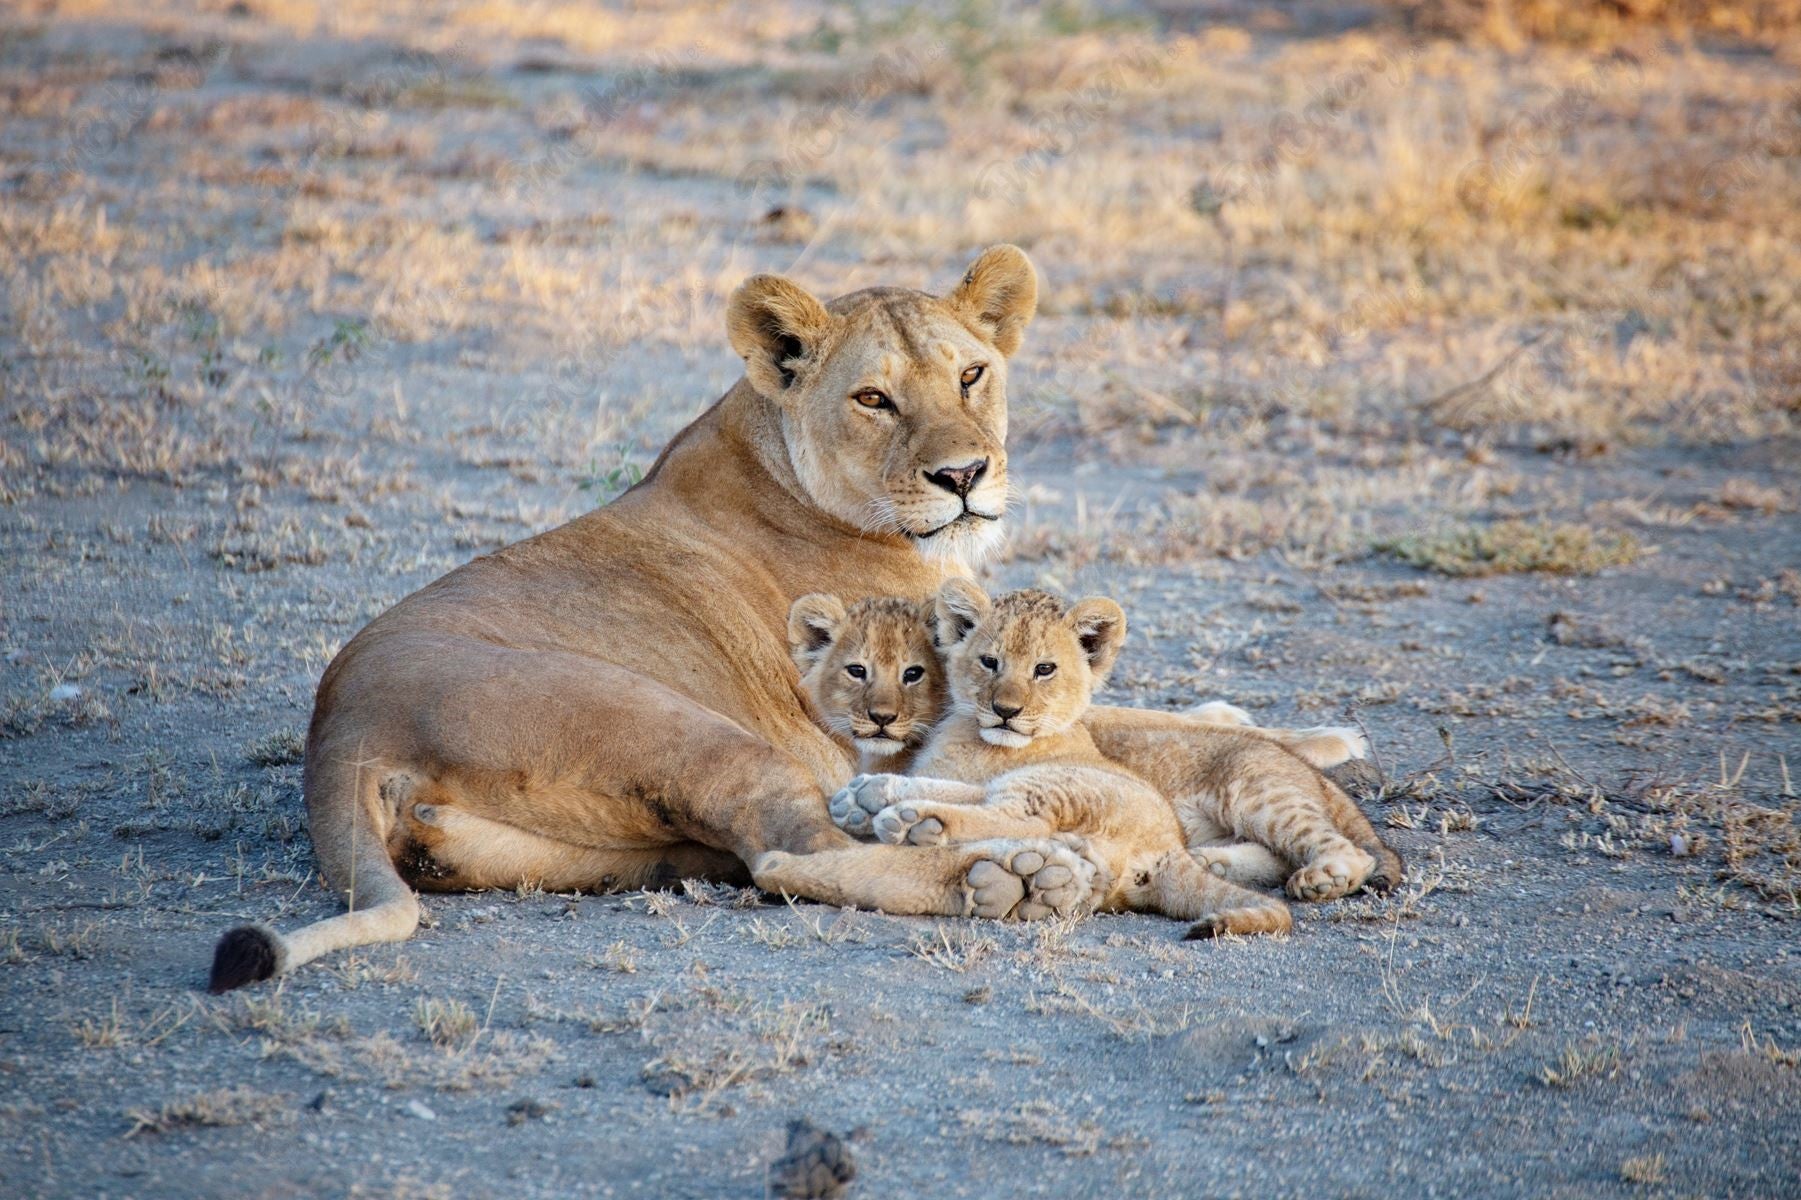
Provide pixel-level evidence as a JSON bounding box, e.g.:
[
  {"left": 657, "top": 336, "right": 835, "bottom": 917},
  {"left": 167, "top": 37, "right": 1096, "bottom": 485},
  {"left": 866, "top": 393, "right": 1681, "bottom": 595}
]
[
  {"left": 825, "top": 584, "right": 1400, "bottom": 936},
  {"left": 207, "top": 245, "right": 1385, "bottom": 987},
  {"left": 788, "top": 594, "right": 947, "bottom": 775}
]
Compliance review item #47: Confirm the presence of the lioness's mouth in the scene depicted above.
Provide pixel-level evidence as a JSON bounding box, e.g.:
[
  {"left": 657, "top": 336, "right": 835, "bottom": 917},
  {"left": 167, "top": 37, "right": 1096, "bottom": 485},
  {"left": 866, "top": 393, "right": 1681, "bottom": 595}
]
[{"left": 912, "top": 508, "right": 1002, "bottom": 540}]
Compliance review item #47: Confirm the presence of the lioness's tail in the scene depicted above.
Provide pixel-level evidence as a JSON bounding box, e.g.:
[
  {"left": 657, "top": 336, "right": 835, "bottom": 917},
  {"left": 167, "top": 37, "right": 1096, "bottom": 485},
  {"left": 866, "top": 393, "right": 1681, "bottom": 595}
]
[{"left": 209, "top": 750, "right": 419, "bottom": 992}]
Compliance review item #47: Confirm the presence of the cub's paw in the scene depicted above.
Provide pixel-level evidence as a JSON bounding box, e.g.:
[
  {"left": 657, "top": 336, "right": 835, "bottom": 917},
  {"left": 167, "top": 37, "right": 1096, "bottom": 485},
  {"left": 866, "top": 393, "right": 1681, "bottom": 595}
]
[
  {"left": 961, "top": 839, "right": 1101, "bottom": 921},
  {"left": 1187, "top": 700, "right": 1254, "bottom": 727},
  {"left": 828, "top": 774, "right": 907, "bottom": 837},
  {"left": 1285, "top": 845, "right": 1376, "bottom": 902},
  {"left": 1183, "top": 897, "right": 1293, "bottom": 939},
  {"left": 871, "top": 805, "right": 946, "bottom": 847}
]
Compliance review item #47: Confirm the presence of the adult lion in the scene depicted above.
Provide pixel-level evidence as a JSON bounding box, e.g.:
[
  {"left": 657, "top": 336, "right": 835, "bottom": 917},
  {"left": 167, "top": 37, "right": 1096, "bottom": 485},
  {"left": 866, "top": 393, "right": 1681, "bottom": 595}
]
[{"left": 209, "top": 246, "right": 1375, "bottom": 991}]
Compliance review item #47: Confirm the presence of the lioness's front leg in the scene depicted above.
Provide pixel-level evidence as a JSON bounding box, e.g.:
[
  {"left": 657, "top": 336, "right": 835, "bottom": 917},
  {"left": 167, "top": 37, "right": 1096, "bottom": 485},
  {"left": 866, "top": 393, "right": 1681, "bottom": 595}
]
[{"left": 753, "top": 838, "right": 1102, "bottom": 920}]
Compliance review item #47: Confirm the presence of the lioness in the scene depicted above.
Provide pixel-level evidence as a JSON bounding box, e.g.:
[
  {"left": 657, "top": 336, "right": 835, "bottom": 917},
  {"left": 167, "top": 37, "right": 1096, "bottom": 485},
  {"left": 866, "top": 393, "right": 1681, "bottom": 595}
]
[
  {"left": 813, "top": 583, "right": 1391, "bottom": 933},
  {"left": 209, "top": 245, "right": 1381, "bottom": 990}
]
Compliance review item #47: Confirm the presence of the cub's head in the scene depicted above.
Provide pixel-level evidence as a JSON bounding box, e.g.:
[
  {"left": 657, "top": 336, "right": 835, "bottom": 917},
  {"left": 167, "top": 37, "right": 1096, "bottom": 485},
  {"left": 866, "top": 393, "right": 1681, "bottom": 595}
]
[
  {"left": 933, "top": 580, "right": 1126, "bottom": 749},
  {"left": 788, "top": 593, "right": 948, "bottom": 760},
  {"left": 727, "top": 246, "right": 1037, "bottom": 566}
]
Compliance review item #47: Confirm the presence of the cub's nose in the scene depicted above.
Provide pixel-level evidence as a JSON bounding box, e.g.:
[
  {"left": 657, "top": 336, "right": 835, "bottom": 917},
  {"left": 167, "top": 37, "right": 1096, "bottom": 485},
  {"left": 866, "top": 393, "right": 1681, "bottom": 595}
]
[
  {"left": 992, "top": 702, "right": 1022, "bottom": 721},
  {"left": 924, "top": 458, "right": 988, "bottom": 498},
  {"left": 867, "top": 709, "right": 897, "bottom": 727}
]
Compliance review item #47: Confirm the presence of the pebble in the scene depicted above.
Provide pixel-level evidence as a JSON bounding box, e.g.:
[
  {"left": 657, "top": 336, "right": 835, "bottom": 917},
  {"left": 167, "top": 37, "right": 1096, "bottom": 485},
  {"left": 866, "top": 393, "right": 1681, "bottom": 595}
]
[
  {"left": 405, "top": 1100, "right": 437, "bottom": 1120},
  {"left": 48, "top": 683, "right": 82, "bottom": 702}
]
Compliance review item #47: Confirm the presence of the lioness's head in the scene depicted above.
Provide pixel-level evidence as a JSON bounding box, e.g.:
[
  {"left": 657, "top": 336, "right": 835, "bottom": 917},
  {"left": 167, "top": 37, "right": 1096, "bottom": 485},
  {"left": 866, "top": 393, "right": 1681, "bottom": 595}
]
[
  {"left": 789, "top": 593, "right": 948, "bottom": 759},
  {"left": 727, "top": 245, "right": 1037, "bottom": 565},
  {"left": 933, "top": 580, "right": 1126, "bottom": 749}
]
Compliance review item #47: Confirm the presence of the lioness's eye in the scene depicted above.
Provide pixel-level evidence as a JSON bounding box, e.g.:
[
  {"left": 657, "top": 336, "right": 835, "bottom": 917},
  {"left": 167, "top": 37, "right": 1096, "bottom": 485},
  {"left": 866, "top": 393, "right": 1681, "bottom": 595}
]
[
  {"left": 960, "top": 364, "right": 985, "bottom": 391},
  {"left": 902, "top": 665, "right": 925, "bottom": 684},
  {"left": 1034, "top": 662, "right": 1057, "bottom": 678},
  {"left": 853, "top": 389, "right": 893, "bottom": 411},
  {"left": 845, "top": 664, "right": 867, "bottom": 679},
  {"left": 979, "top": 655, "right": 999, "bottom": 671}
]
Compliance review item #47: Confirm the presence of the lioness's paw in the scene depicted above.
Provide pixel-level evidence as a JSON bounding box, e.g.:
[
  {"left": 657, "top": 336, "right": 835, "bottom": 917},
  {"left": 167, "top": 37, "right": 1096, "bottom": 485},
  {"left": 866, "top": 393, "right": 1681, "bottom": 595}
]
[
  {"left": 828, "top": 773, "right": 907, "bottom": 836},
  {"left": 871, "top": 805, "right": 945, "bottom": 847},
  {"left": 1188, "top": 700, "right": 1254, "bottom": 727},
  {"left": 1286, "top": 846, "right": 1376, "bottom": 902},
  {"left": 961, "top": 839, "right": 1101, "bottom": 921}
]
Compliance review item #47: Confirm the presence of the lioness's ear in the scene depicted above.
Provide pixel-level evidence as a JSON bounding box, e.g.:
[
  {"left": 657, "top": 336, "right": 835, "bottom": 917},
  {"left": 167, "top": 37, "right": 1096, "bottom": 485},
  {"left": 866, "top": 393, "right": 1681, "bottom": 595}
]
[
  {"left": 1066, "top": 597, "right": 1126, "bottom": 680},
  {"left": 727, "top": 274, "right": 836, "bottom": 399},
  {"left": 788, "top": 593, "right": 846, "bottom": 671},
  {"left": 934, "top": 578, "right": 991, "bottom": 647},
  {"left": 947, "top": 244, "right": 1037, "bottom": 357}
]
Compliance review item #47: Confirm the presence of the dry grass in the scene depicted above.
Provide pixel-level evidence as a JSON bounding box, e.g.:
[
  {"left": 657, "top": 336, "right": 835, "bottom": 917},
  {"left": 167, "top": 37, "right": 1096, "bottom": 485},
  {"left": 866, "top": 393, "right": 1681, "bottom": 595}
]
[
  {"left": 1379, "top": 520, "right": 1642, "bottom": 577},
  {"left": 125, "top": 1086, "right": 289, "bottom": 1138},
  {"left": 954, "top": 1100, "right": 1146, "bottom": 1158},
  {"left": 1620, "top": 1152, "right": 1668, "bottom": 1186},
  {"left": 1539, "top": 1036, "right": 1624, "bottom": 1087}
]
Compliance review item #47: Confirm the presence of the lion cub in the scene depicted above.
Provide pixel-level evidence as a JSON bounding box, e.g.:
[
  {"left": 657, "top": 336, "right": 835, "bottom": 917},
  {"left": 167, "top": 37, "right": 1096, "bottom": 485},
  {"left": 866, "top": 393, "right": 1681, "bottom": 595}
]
[
  {"left": 819, "top": 582, "right": 1401, "bottom": 934},
  {"left": 788, "top": 593, "right": 947, "bottom": 775}
]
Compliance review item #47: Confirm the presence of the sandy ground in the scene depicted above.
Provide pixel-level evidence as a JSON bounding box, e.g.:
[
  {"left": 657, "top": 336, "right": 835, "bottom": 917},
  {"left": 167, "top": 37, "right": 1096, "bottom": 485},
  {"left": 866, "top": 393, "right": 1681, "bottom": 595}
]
[{"left": 2, "top": 3, "right": 1799, "bottom": 1197}]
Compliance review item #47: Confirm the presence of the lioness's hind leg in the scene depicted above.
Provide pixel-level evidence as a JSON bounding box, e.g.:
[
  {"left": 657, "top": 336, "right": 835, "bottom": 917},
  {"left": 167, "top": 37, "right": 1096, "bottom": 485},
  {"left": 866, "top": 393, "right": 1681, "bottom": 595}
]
[{"left": 401, "top": 803, "right": 746, "bottom": 892}]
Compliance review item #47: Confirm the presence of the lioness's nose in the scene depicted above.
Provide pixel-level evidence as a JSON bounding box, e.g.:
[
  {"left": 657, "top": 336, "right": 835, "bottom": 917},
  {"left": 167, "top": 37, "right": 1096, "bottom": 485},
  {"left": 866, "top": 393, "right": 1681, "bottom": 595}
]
[
  {"left": 924, "top": 458, "right": 988, "bottom": 498},
  {"left": 992, "top": 701, "right": 1022, "bottom": 721},
  {"left": 867, "top": 709, "right": 897, "bottom": 727}
]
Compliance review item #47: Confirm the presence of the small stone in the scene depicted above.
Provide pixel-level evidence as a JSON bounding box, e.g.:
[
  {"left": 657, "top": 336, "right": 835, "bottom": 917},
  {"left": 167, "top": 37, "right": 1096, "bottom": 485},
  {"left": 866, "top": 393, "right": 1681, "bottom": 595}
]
[
  {"left": 405, "top": 1100, "right": 437, "bottom": 1120},
  {"left": 769, "top": 1118, "right": 855, "bottom": 1199},
  {"left": 48, "top": 683, "right": 82, "bottom": 703},
  {"left": 506, "top": 1098, "right": 554, "bottom": 1126}
]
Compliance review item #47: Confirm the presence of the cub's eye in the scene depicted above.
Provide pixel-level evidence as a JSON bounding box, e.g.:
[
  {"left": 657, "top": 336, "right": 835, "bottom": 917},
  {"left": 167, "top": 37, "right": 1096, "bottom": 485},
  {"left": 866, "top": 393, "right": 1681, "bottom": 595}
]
[
  {"left": 902, "top": 665, "right": 925, "bottom": 684},
  {"left": 845, "top": 664, "right": 867, "bottom": 679},
  {"left": 1034, "top": 662, "right": 1058, "bottom": 678},
  {"left": 979, "top": 655, "right": 999, "bottom": 672},
  {"left": 853, "top": 389, "right": 893, "bottom": 411},
  {"left": 959, "top": 364, "right": 985, "bottom": 391}
]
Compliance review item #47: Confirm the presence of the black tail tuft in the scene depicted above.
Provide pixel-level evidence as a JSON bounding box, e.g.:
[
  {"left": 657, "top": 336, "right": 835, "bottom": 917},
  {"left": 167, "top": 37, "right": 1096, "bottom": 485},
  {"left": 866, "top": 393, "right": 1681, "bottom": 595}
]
[
  {"left": 1183, "top": 916, "right": 1227, "bottom": 941},
  {"left": 209, "top": 925, "right": 280, "bottom": 993}
]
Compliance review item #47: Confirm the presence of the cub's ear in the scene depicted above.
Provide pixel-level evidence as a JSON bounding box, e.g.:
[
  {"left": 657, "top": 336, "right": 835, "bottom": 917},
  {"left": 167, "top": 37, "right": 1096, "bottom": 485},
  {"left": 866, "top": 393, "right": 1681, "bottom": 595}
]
[
  {"left": 933, "top": 578, "right": 992, "bottom": 648},
  {"left": 787, "top": 593, "right": 846, "bottom": 671},
  {"left": 727, "top": 274, "right": 837, "bottom": 400},
  {"left": 1066, "top": 597, "right": 1126, "bottom": 681},
  {"left": 947, "top": 244, "right": 1038, "bottom": 357}
]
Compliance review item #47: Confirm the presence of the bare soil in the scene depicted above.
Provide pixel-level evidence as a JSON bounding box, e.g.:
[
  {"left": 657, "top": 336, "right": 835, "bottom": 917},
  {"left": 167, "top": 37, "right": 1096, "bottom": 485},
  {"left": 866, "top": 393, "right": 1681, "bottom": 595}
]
[{"left": 2, "top": 3, "right": 1797, "bottom": 1197}]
